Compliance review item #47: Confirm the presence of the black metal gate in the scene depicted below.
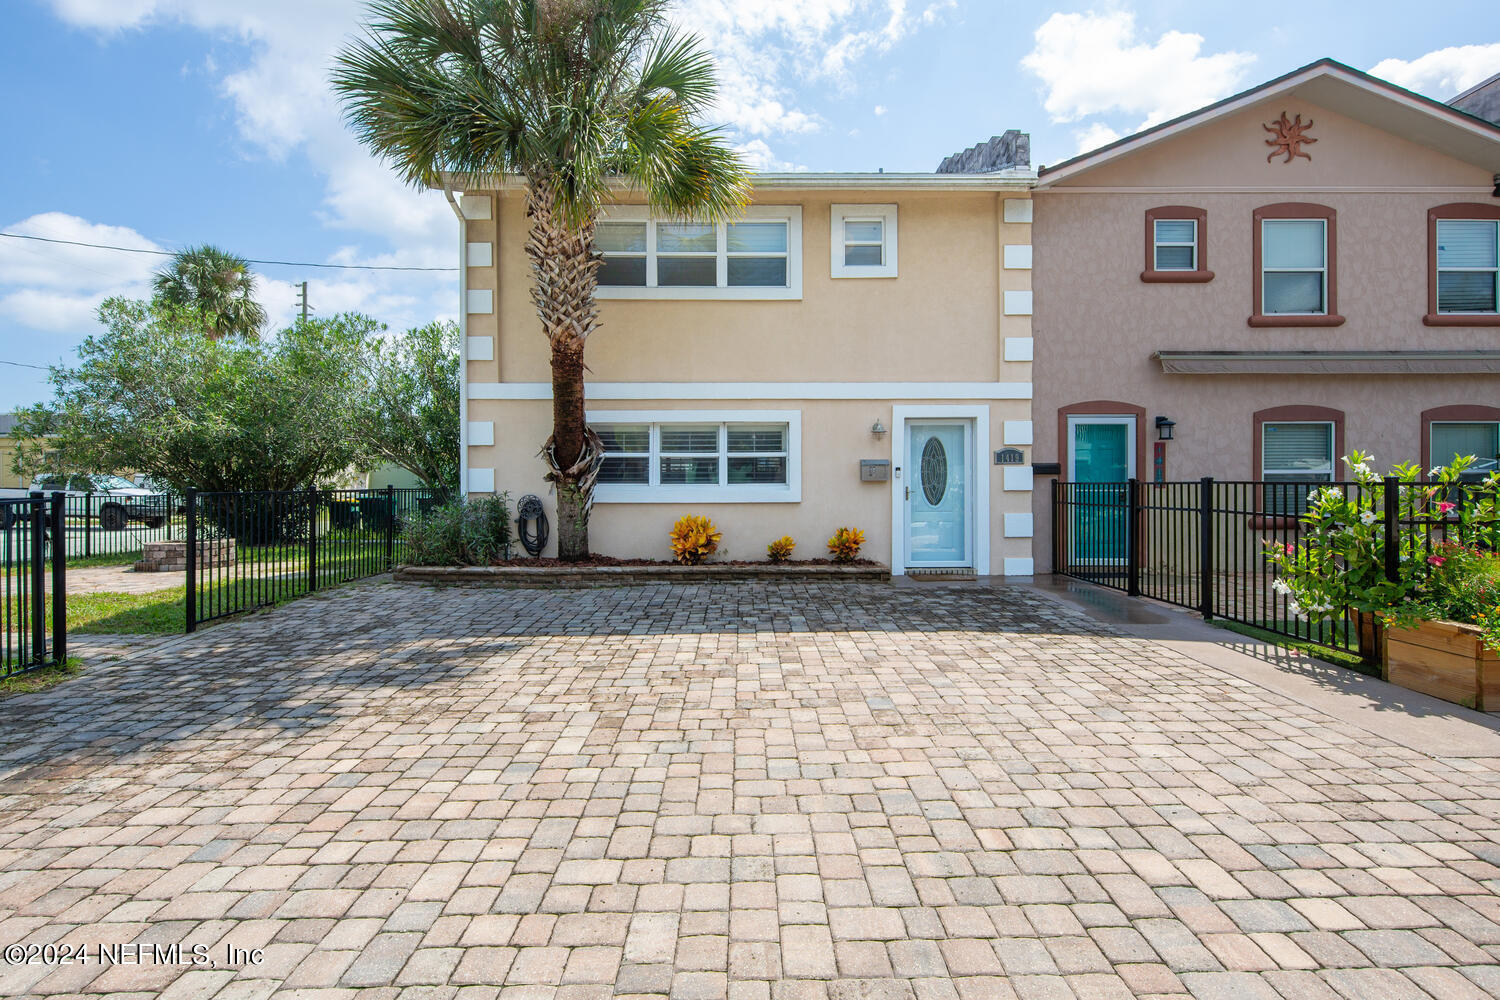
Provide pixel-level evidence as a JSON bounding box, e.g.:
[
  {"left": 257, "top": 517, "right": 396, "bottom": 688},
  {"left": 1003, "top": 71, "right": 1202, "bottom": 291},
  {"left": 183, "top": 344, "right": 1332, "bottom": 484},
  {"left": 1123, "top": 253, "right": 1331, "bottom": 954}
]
[{"left": 1, "top": 493, "right": 67, "bottom": 676}]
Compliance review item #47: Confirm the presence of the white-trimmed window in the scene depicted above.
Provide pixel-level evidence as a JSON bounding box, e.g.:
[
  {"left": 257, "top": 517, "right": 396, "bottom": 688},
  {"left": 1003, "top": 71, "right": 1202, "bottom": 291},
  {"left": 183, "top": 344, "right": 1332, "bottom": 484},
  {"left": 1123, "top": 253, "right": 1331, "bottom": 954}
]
[
  {"left": 594, "top": 207, "right": 802, "bottom": 300},
  {"left": 1262, "top": 421, "right": 1334, "bottom": 516},
  {"left": 1153, "top": 219, "right": 1197, "bottom": 271},
  {"left": 831, "top": 204, "right": 898, "bottom": 278},
  {"left": 1436, "top": 219, "right": 1499, "bottom": 314},
  {"left": 1431, "top": 421, "right": 1499, "bottom": 482},
  {"left": 590, "top": 410, "right": 802, "bottom": 503},
  {"left": 1261, "top": 219, "right": 1327, "bottom": 315}
]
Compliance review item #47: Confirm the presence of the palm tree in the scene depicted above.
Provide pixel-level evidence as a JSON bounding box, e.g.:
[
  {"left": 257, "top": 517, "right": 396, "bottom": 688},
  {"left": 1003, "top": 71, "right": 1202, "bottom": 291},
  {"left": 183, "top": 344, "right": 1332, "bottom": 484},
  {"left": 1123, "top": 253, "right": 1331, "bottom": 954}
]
[
  {"left": 151, "top": 244, "right": 268, "bottom": 341},
  {"left": 332, "top": 0, "right": 749, "bottom": 560}
]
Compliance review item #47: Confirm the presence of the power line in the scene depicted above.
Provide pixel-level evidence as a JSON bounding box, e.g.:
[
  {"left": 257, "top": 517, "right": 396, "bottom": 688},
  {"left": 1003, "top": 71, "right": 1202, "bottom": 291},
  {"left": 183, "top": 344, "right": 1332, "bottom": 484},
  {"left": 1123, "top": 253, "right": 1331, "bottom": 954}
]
[
  {"left": 0, "top": 231, "right": 458, "bottom": 272},
  {"left": 0, "top": 359, "right": 52, "bottom": 370}
]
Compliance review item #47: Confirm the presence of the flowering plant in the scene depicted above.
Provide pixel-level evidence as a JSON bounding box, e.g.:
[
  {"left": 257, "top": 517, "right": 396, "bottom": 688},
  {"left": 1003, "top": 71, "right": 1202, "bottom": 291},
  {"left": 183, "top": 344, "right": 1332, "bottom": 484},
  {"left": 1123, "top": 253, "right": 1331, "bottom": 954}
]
[{"left": 1263, "top": 450, "right": 1499, "bottom": 638}]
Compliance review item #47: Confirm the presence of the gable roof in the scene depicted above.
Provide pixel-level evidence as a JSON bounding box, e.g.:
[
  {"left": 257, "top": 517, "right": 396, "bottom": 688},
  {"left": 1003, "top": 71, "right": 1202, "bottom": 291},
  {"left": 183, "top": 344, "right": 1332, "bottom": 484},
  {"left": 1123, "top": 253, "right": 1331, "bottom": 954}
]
[
  {"left": 1035, "top": 58, "right": 1500, "bottom": 187},
  {"left": 1450, "top": 71, "right": 1500, "bottom": 125}
]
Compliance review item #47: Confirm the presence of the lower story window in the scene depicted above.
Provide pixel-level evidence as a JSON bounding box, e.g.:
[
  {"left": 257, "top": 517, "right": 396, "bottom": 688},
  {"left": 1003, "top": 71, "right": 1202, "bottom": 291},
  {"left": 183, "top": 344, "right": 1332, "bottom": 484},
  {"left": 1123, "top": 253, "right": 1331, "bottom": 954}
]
[
  {"left": 591, "top": 411, "right": 801, "bottom": 503},
  {"left": 1431, "top": 421, "right": 1499, "bottom": 481},
  {"left": 1262, "top": 421, "right": 1334, "bottom": 515}
]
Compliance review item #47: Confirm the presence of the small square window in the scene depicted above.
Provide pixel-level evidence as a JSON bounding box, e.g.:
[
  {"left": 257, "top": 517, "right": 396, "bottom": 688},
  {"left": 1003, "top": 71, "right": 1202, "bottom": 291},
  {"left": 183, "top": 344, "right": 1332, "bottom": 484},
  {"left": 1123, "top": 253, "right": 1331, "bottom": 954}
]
[
  {"left": 831, "top": 205, "right": 897, "bottom": 278},
  {"left": 1153, "top": 219, "right": 1196, "bottom": 270}
]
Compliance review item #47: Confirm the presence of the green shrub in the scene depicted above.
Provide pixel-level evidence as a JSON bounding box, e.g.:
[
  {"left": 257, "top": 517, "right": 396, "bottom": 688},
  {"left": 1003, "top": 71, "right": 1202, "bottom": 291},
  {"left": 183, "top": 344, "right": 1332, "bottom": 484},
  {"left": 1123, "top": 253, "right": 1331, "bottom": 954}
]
[{"left": 405, "top": 494, "right": 512, "bottom": 565}]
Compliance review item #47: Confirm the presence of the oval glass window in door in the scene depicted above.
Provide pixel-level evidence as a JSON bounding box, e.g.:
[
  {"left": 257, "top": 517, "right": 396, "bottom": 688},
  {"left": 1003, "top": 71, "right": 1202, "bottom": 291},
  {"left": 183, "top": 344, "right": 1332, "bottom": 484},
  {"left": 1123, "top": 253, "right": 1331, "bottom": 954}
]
[{"left": 920, "top": 436, "right": 947, "bottom": 505}]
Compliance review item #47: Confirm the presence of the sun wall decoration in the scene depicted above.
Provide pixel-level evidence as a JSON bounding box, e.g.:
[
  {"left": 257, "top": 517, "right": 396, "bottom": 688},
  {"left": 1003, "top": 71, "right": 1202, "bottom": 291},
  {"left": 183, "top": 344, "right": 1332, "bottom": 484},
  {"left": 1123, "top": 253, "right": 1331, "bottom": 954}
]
[{"left": 1264, "top": 111, "right": 1316, "bottom": 163}]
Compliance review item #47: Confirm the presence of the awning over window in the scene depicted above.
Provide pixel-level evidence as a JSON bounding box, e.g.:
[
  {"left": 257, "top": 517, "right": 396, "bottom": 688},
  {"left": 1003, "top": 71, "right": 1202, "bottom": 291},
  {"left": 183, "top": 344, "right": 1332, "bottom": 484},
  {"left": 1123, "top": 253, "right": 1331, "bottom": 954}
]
[{"left": 1153, "top": 350, "right": 1500, "bottom": 375}]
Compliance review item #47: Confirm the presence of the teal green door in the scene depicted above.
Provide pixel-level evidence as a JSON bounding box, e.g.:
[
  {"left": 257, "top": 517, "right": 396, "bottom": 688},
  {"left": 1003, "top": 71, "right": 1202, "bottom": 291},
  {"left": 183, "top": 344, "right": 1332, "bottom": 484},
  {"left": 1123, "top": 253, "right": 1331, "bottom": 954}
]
[{"left": 1070, "top": 419, "right": 1132, "bottom": 565}]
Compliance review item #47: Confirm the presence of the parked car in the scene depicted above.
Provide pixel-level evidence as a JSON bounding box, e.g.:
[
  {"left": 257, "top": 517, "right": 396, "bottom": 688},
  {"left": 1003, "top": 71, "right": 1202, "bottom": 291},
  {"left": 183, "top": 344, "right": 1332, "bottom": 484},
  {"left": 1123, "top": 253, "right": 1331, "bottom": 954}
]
[{"left": 0, "top": 475, "right": 171, "bottom": 530}]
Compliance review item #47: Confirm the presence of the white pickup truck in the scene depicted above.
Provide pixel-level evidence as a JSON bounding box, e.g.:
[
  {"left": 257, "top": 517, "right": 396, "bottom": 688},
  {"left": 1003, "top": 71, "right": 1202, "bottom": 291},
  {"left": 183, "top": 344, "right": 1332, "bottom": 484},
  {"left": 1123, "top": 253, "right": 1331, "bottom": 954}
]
[{"left": 0, "top": 475, "right": 171, "bottom": 530}]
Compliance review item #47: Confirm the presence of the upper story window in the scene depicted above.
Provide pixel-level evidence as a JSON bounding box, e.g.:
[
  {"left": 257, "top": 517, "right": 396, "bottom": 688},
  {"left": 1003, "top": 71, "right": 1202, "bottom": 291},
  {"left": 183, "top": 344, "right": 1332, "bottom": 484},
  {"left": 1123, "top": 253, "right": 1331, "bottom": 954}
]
[
  {"left": 1141, "top": 206, "right": 1212, "bottom": 283},
  {"left": 594, "top": 207, "right": 802, "bottom": 300},
  {"left": 1249, "top": 204, "right": 1343, "bottom": 328},
  {"left": 590, "top": 410, "right": 802, "bottom": 503},
  {"left": 1425, "top": 204, "right": 1500, "bottom": 326},
  {"left": 830, "top": 204, "right": 898, "bottom": 278}
]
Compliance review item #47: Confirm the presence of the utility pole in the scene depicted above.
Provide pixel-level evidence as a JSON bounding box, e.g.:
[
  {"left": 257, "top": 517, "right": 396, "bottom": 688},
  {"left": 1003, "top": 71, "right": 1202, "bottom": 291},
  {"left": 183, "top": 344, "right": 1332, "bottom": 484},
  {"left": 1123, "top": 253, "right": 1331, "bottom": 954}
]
[{"left": 295, "top": 281, "right": 311, "bottom": 323}]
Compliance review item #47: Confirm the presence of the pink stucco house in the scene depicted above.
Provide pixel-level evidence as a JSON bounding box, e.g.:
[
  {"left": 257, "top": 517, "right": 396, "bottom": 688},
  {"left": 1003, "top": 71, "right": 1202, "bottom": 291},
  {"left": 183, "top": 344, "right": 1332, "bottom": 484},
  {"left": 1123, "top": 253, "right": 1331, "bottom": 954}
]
[{"left": 1028, "top": 59, "right": 1500, "bottom": 571}]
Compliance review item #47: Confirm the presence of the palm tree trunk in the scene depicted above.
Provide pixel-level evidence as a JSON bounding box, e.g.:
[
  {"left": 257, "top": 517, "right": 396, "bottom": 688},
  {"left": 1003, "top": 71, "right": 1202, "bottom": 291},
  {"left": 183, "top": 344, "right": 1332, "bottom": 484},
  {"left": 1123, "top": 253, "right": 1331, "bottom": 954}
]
[{"left": 525, "top": 180, "right": 603, "bottom": 561}]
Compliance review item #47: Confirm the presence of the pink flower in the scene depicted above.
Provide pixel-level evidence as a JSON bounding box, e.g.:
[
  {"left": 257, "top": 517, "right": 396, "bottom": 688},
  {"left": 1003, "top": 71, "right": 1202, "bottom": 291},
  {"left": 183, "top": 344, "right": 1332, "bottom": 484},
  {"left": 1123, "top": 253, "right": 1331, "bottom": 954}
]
[
  {"left": 1428, "top": 555, "right": 1446, "bottom": 567},
  {"left": 1284, "top": 543, "right": 1295, "bottom": 554},
  {"left": 1436, "top": 501, "right": 1456, "bottom": 514}
]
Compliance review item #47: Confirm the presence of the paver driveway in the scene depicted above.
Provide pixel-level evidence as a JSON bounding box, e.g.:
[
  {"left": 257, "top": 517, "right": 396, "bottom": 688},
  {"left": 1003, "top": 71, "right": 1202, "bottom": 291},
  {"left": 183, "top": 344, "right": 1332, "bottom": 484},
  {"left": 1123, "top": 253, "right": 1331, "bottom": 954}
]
[{"left": 2, "top": 581, "right": 1500, "bottom": 1000}]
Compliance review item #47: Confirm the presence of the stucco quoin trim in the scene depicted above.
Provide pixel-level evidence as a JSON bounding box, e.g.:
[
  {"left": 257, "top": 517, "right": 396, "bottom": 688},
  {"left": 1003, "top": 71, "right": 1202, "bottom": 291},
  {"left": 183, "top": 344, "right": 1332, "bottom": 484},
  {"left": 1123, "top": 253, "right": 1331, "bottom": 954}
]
[
  {"left": 1142, "top": 206, "right": 1214, "bottom": 283},
  {"left": 1424, "top": 203, "right": 1500, "bottom": 327},
  {"left": 1252, "top": 404, "right": 1346, "bottom": 479},
  {"left": 1056, "top": 401, "right": 1148, "bottom": 483},
  {"left": 1420, "top": 404, "right": 1500, "bottom": 472},
  {"left": 1249, "top": 203, "right": 1345, "bottom": 328}
]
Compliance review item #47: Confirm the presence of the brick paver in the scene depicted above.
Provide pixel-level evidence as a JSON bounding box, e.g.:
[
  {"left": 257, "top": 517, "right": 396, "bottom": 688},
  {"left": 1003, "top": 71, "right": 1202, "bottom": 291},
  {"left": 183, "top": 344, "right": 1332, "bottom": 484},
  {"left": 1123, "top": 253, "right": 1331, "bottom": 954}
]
[{"left": 1, "top": 580, "right": 1499, "bottom": 998}]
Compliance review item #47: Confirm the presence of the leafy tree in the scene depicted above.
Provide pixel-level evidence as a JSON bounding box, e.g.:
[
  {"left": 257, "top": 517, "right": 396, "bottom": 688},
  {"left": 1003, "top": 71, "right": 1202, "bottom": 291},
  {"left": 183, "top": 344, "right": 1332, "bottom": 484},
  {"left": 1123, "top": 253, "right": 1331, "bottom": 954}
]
[
  {"left": 333, "top": 0, "right": 748, "bottom": 560},
  {"left": 11, "top": 298, "right": 372, "bottom": 493},
  {"left": 152, "top": 244, "right": 268, "bottom": 341},
  {"left": 356, "top": 320, "right": 461, "bottom": 501}
]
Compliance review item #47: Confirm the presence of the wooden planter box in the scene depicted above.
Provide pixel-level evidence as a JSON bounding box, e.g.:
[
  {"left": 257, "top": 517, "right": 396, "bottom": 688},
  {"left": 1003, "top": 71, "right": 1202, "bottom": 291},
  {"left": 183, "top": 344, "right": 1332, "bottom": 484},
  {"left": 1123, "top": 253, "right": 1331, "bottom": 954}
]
[{"left": 1383, "top": 619, "right": 1500, "bottom": 711}]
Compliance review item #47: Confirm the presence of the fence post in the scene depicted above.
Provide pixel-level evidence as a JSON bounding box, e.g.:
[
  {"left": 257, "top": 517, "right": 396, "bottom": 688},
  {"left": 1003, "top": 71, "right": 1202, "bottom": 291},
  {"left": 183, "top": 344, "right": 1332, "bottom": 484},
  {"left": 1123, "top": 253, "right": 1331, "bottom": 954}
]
[
  {"left": 307, "top": 488, "right": 319, "bottom": 593},
  {"left": 1198, "top": 476, "right": 1214, "bottom": 620},
  {"left": 184, "top": 489, "right": 197, "bottom": 634},
  {"left": 1382, "top": 476, "right": 1400, "bottom": 584},
  {"left": 29, "top": 492, "right": 45, "bottom": 665},
  {"left": 1050, "top": 478, "right": 1060, "bottom": 575},
  {"left": 1125, "top": 478, "right": 1141, "bottom": 597},
  {"left": 385, "top": 485, "right": 396, "bottom": 569},
  {"left": 50, "top": 492, "right": 65, "bottom": 666},
  {"left": 84, "top": 490, "right": 92, "bottom": 559}
]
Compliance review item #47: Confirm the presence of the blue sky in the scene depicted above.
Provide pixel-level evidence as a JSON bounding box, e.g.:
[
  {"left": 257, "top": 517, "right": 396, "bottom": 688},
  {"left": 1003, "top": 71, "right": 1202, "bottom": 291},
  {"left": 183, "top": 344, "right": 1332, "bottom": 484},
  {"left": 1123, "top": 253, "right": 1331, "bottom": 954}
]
[{"left": 2, "top": 0, "right": 1497, "bottom": 407}]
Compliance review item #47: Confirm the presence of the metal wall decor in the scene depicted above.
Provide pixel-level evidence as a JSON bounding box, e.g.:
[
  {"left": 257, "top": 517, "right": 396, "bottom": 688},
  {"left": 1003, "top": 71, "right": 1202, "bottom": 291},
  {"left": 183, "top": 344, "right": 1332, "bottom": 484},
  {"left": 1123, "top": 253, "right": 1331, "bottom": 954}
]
[
  {"left": 920, "top": 437, "right": 947, "bottom": 505},
  {"left": 1264, "top": 111, "right": 1316, "bottom": 163}
]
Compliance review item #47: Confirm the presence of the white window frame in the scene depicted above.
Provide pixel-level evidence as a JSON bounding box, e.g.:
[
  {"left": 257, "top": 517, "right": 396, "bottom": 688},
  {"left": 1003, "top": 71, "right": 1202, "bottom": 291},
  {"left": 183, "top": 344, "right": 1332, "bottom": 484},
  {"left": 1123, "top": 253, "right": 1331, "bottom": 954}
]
[
  {"left": 1435, "top": 218, "right": 1500, "bottom": 315},
  {"left": 831, "top": 204, "right": 898, "bottom": 278},
  {"left": 1261, "top": 218, "right": 1328, "bottom": 316},
  {"left": 1261, "top": 421, "right": 1335, "bottom": 481},
  {"left": 595, "top": 206, "right": 802, "bottom": 300},
  {"left": 1153, "top": 218, "right": 1198, "bottom": 271},
  {"left": 588, "top": 409, "right": 802, "bottom": 503}
]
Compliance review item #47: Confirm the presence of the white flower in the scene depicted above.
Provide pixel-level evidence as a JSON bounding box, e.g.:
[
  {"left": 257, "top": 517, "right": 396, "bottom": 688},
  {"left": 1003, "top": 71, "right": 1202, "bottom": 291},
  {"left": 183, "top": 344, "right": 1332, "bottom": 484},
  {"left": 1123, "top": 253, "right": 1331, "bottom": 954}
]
[
  {"left": 1287, "top": 601, "right": 1303, "bottom": 617},
  {"left": 1272, "top": 579, "right": 1291, "bottom": 596},
  {"left": 1360, "top": 510, "right": 1377, "bottom": 525},
  {"left": 1429, "top": 467, "right": 1442, "bottom": 477}
]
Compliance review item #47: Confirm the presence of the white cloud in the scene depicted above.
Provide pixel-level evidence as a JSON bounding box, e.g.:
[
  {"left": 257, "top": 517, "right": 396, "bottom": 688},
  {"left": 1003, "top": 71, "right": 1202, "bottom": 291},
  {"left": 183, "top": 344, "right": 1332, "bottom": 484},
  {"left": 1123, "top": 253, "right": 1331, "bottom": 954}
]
[
  {"left": 0, "top": 214, "right": 162, "bottom": 331},
  {"left": 1073, "top": 121, "right": 1122, "bottom": 154},
  {"left": 671, "top": 0, "right": 952, "bottom": 148},
  {"left": 1022, "top": 10, "right": 1255, "bottom": 128},
  {"left": 873, "top": 105, "right": 887, "bottom": 116},
  {"left": 1371, "top": 44, "right": 1500, "bottom": 100},
  {"left": 734, "top": 140, "right": 805, "bottom": 173}
]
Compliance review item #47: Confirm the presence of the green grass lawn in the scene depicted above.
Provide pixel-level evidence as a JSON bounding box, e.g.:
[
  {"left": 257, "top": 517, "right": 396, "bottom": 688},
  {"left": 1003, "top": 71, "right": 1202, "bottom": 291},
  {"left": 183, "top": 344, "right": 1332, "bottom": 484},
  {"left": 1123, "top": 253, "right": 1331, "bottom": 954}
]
[
  {"left": 67, "top": 587, "right": 188, "bottom": 634},
  {"left": 0, "top": 657, "right": 84, "bottom": 699},
  {"left": 1208, "top": 619, "right": 1378, "bottom": 676}
]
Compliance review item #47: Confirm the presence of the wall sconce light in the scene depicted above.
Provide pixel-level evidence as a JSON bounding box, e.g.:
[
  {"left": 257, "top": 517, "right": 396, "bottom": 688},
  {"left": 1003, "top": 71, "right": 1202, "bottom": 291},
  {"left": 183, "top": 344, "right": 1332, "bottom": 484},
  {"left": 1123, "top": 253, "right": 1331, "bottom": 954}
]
[
  {"left": 870, "top": 419, "right": 887, "bottom": 439},
  {"left": 1155, "top": 416, "right": 1176, "bottom": 441}
]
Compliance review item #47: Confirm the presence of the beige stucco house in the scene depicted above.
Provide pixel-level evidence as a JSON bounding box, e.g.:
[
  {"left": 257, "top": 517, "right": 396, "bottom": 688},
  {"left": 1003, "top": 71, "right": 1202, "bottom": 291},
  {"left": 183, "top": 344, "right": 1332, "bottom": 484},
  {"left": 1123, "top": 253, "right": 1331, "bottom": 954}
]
[
  {"left": 1030, "top": 60, "right": 1500, "bottom": 572},
  {"left": 451, "top": 139, "right": 1038, "bottom": 574}
]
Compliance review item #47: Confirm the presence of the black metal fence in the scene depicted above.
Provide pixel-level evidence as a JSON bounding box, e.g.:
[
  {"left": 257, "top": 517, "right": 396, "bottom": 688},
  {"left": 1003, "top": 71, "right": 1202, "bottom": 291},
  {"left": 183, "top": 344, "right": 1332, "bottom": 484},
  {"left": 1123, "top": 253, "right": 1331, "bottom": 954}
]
[
  {"left": 1053, "top": 477, "right": 1499, "bottom": 657},
  {"left": 60, "top": 491, "right": 177, "bottom": 562},
  {"left": 186, "top": 486, "right": 435, "bottom": 631},
  {"left": 1, "top": 494, "right": 66, "bottom": 676}
]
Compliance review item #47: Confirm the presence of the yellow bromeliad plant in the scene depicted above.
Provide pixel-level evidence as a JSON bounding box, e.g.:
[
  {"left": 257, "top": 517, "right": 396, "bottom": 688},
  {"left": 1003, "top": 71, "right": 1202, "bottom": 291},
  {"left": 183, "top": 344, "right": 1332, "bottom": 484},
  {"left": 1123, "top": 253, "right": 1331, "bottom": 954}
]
[
  {"left": 827, "top": 526, "right": 865, "bottom": 563},
  {"left": 670, "top": 514, "right": 722, "bottom": 565},
  {"left": 766, "top": 536, "right": 795, "bottom": 562}
]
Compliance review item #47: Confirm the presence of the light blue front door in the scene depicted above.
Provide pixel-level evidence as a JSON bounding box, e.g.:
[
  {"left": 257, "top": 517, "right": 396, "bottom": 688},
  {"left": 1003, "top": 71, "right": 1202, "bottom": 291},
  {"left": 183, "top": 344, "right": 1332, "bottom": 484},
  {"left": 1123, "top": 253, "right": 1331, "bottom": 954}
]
[
  {"left": 1070, "top": 418, "right": 1133, "bottom": 564},
  {"left": 906, "top": 422, "right": 970, "bottom": 566}
]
